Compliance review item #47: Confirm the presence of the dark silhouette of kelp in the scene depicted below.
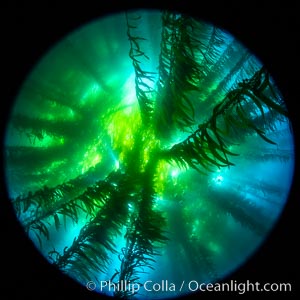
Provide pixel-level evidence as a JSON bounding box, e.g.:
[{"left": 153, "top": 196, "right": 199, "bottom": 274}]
[{"left": 5, "top": 10, "right": 292, "bottom": 299}]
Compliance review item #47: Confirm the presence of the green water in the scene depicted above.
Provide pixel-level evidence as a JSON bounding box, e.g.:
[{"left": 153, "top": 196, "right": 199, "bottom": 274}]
[{"left": 3, "top": 10, "right": 294, "bottom": 299}]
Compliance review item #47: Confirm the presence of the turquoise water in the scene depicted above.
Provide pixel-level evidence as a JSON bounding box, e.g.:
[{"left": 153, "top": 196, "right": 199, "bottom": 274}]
[{"left": 3, "top": 10, "right": 294, "bottom": 299}]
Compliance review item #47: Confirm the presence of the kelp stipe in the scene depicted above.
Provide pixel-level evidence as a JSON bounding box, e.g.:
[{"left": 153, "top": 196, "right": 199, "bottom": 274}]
[{"left": 3, "top": 9, "right": 294, "bottom": 300}]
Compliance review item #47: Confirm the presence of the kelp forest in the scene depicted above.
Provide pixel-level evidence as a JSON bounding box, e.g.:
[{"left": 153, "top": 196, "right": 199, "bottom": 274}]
[{"left": 4, "top": 10, "right": 294, "bottom": 299}]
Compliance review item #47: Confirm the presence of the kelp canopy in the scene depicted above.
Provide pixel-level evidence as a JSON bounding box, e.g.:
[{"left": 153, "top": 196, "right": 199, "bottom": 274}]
[{"left": 4, "top": 9, "right": 294, "bottom": 300}]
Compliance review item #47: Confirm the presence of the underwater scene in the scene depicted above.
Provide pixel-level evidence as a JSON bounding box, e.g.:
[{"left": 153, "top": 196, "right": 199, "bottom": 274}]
[{"left": 3, "top": 9, "right": 295, "bottom": 300}]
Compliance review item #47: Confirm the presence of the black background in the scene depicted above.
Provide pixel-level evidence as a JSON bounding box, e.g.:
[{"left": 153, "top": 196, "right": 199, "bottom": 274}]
[{"left": 1, "top": 1, "right": 299, "bottom": 299}]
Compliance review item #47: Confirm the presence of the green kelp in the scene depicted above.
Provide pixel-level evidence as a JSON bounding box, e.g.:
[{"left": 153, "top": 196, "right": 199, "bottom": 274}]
[{"left": 4, "top": 9, "right": 294, "bottom": 300}]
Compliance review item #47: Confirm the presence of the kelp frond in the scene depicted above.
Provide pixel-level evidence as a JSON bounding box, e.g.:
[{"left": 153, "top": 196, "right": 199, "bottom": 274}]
[
  {"left": 161, "top": 67, "right": 288, "bottom": 172},
  {"left": 126, "top": 12, "right": 155, "bottom": 125},
  {"left": 112, "top": 155, "right": 168, "bottom": 298},
  {"left": 154, "top": 11, "right": 203, "bottom": 137},
  {"left": 23, "top": 178, "right": 115, "bottom": 244},
  {"left": 208, "top": 187, "right": 270, "bottom": 235},
  {"left": 113, "top": 207, "right": 168, "bottom": 299},
  {"left": 49, "top": 173, "right": 131, "bottom": 282}
]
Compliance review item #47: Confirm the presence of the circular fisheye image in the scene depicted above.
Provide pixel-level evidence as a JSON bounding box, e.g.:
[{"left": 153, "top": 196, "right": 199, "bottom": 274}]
[{"left": 3, "top": 9, "right": 295, "bottom": 300}]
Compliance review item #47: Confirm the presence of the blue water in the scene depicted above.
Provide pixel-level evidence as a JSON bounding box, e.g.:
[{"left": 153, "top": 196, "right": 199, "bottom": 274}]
[{"left": 3, "top": 9, "right": 295, "bottom": 300}]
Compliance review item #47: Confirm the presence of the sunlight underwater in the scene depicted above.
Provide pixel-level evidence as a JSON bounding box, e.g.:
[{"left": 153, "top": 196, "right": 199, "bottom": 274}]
[{"left": 4, "top": 9, "right": 294, "bottom": 300}]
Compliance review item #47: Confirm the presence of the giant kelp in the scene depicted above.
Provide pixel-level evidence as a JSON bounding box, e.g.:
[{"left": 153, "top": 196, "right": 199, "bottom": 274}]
[{"left": 4, "top": 10, "right": 293, "bottom": 299}]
